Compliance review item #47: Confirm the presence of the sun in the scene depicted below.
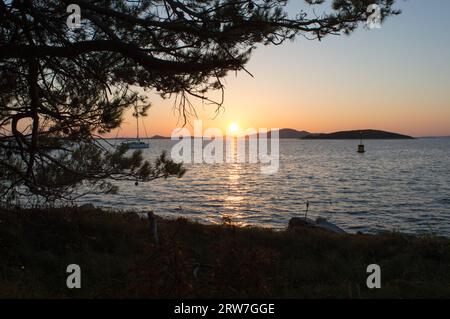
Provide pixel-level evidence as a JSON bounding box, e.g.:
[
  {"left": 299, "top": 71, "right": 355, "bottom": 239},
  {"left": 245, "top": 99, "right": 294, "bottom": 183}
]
[{"left": 228, "top": 122, "right": 239, "bottom": 135}]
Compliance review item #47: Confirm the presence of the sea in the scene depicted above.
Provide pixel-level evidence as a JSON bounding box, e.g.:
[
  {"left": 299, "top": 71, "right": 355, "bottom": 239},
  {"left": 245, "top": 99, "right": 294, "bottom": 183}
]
[{"left": 78, "top": 138, "right": 450, "bottom": 236}]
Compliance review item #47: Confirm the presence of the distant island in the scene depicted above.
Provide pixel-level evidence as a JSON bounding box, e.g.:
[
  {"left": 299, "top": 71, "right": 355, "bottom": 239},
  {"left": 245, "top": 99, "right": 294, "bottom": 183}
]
[
  {"left": 150, "top": 135, "right": 170, "bottom": 139},
  {"left": 114, "top": 129, "right": 414, "bottom": 140},
  {"left": 254, "top": 128, "right": 414, "bottom": 139},
  {"left": 245, "top": 128, "right": 310, "bottom": 139},
  {"left": 302, "top": 129, "right": 414, "bottom": 140},
  {"left": 268, "top": 128, "right": 311, "bottom": 138}
]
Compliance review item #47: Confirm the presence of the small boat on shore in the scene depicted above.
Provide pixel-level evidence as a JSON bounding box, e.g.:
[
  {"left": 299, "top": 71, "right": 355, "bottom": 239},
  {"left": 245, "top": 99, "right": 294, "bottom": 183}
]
[{"left": 288, "top": 217, "right": 347, "bottom": 234}]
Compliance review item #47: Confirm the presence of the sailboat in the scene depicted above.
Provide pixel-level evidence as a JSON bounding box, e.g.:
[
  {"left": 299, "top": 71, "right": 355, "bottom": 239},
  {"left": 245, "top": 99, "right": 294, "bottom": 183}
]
[{"left": 121, "top": 108, "right": 149, "bottom": 149}]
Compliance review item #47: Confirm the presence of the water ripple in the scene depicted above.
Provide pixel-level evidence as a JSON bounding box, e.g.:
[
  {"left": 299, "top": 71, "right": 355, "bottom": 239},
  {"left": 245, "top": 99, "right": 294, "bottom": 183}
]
[{"left": 78, "top": 138, "right": 450, "bottom": 236}]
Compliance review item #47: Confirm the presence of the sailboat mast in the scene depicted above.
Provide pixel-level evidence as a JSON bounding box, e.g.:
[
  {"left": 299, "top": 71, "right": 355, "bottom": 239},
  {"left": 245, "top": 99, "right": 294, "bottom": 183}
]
[{"left": 136, "top": 112, "right": 139, "bottom": 140}]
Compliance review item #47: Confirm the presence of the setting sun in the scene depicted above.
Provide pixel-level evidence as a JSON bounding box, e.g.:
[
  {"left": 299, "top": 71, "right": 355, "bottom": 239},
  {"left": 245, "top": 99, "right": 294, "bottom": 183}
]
[{"left": 228, "top": 122, "right": 239, "bottom": 135}]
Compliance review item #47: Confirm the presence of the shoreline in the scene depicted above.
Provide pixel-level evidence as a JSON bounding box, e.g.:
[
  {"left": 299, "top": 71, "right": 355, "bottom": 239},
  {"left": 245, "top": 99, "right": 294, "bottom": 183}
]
[{"left": 72, "top": 204, "right": 450, "bottom": 238}]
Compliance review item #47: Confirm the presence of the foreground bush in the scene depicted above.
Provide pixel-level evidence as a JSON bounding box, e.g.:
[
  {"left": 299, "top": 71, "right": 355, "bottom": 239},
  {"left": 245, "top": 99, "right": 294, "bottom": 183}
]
[{"left": 0, "top": 208, "right": 449, "bottom": 298}]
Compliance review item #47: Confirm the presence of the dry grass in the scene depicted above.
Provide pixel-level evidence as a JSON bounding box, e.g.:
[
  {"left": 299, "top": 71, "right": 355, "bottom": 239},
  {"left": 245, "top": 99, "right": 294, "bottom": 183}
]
[{"left": 1, "top": 207, "right": 449, "bottom": 298}]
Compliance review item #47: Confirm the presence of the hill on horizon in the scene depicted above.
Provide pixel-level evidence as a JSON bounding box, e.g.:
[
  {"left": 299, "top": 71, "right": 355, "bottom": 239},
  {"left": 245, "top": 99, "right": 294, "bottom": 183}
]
[
  {"left": 248, "top": 128, "right": 413, "bottom": 139},
  {"left": 110, "top": 128, "right": 413, "bottom": 140},
  {"left": 302, "top": 129, "right": 414, "bottom": 140},
  {"left": 251, "top": 128, "right": 311, "bottom": 139}
]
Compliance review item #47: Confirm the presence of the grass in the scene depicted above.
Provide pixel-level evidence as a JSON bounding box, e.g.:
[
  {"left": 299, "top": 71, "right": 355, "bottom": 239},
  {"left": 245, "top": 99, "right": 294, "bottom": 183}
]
[{"left": 1, "top": 207, "right": 449, "bottom": 298}]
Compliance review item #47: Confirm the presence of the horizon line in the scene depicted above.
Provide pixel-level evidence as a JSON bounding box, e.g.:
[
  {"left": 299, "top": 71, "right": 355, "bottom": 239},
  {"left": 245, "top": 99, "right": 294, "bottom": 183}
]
[{"left": 103, "top": 127, "right": 450, "bottom": 139}]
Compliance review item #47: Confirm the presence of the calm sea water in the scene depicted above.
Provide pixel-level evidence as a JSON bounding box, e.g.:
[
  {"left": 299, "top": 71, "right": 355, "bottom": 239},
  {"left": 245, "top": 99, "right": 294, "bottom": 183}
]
[{"left": 79, "top": 138, "right": 450, "bottom": 236}]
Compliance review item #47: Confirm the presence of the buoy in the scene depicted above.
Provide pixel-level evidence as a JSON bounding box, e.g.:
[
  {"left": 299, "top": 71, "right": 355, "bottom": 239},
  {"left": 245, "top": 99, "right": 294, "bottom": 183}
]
[
  {"left": 358, "top": 144, "right": 365, "bottom": 153},
  {"left": 357, "top": 132, "right": 365, "bottom": 153}
]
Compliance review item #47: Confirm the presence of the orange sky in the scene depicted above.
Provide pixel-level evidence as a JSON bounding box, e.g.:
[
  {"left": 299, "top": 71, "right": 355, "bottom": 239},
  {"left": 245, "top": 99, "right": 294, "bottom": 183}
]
[{"left": 111, "top": 1, "right": 450, "bottom": 138}]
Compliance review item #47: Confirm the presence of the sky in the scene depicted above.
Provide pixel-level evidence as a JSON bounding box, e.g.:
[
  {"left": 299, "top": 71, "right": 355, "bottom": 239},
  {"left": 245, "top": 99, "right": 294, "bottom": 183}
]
[{"left": 117, "top": 0, "right": 450, "bottom": 138}]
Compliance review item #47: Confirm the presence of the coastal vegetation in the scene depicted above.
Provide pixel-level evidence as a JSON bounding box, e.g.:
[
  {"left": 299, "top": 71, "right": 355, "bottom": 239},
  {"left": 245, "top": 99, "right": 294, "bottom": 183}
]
[{"left": 1, "top": 207, "right": 449, "bottom": 298}]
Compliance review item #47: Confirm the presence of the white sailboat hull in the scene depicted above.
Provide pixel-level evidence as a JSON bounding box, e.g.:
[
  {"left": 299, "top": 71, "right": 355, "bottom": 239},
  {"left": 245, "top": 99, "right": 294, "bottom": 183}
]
[
  {"left": 120, "top": 108, "right": 150, "bottom": 149},
  {"left": 122, "top": 140, "right": 149, "bottom": 149}
]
